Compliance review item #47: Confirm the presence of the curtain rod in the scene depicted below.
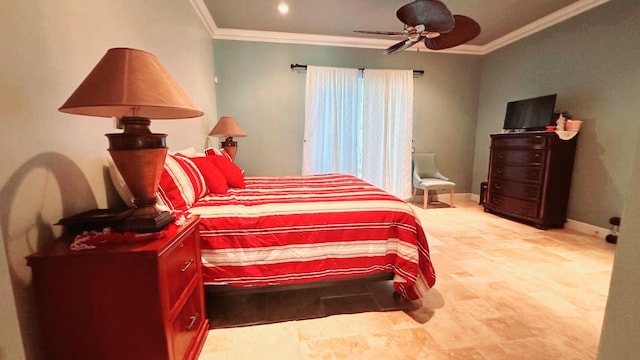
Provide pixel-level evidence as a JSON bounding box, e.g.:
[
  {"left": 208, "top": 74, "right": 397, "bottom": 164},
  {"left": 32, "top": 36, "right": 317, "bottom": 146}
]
[{"left": 290, "top": 64, "right": 424, "bottom": 76}]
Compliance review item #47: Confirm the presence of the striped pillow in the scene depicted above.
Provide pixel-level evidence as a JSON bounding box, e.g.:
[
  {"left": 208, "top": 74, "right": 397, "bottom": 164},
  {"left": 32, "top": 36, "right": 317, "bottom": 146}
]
[{"left": 156, "top": 154, "right": 206, "bottom": 210}]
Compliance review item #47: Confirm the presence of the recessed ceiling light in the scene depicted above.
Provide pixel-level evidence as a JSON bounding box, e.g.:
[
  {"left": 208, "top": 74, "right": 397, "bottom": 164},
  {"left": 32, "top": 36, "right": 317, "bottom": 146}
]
[{"left": 278, "top": 2, "right": 289, "bottom": 15}]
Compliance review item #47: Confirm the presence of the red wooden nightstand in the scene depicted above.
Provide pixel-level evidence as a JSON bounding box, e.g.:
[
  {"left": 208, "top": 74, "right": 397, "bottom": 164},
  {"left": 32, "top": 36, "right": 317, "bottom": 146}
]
[{"left": 27, "top": 216, "right": 208, "bottom": 360}]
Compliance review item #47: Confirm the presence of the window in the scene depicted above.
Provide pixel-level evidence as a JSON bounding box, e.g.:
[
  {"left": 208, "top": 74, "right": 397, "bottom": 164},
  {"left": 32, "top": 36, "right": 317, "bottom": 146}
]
[{"left": 303, "top": 66, "right": 413, "bottom": 199}]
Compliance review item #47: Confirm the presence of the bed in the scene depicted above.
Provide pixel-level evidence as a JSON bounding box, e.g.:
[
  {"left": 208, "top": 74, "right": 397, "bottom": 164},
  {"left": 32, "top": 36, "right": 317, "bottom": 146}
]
[
  {"left": 113, "top": 149, "right": 436, "bottom": 300},
  {"left": 189, "top": 172, "right": 435, "bottom": 300}
]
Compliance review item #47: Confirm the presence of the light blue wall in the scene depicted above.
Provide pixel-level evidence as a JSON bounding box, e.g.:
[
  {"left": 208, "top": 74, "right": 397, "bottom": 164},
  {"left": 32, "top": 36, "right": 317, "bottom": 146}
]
[
  {"left": 472, "top": 0, "right": 640, "bottom": 228},
  {"left": 213, "top": 41, "right": 482, "bottom": 193}
]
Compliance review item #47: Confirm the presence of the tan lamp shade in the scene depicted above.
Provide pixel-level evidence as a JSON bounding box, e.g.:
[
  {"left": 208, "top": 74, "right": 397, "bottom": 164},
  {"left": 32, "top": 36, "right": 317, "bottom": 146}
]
[
  {"left": 208, "top": 116, "right": 247, "bottom": 137},
  {"left": 59, "top": 48, "right": 203, "bottom": 119}
]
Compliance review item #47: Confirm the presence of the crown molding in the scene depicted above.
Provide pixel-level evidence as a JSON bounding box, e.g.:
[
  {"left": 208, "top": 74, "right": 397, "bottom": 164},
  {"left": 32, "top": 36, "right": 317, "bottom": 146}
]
[
  {"left": 481, "top": 0, "right": 611, "bottom": 54},
  {"left": 210, "top": 28, "right": 486, "bottom": 55},
  {"left": 189, "top": 0, "right": 218, "bottom": 37},
  {"left": 191, "top": 0, "right": 610, "bottom": 56}
]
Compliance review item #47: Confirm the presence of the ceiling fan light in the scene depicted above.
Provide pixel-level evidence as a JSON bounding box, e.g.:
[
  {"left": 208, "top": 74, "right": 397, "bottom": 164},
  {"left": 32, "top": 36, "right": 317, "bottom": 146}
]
[{"left": 278, "top": 2, "right": 289, "bottom": 15}]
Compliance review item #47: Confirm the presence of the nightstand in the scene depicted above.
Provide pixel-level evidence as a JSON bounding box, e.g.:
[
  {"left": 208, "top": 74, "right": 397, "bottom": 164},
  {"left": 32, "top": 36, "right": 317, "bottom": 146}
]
[{"left": 27, "top": 216, "right": 208, "bottom": 360}]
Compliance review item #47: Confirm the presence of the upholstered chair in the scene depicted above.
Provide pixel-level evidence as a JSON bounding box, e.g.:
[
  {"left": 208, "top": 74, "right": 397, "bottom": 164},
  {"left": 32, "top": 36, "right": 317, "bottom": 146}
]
[{"left": 412, "top": 153, "right": 455, "bottom": 209}]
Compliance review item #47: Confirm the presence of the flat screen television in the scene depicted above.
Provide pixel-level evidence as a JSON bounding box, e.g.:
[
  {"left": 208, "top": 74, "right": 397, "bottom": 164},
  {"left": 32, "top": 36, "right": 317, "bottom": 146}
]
[{"left": 503, "top": 94, "right": 557, "bottom": 132}]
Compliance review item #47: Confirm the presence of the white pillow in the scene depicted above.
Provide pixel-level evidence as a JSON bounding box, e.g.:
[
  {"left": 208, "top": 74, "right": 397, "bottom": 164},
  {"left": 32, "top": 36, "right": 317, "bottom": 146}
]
[
  {"left": 168, "top": 147, "right": 197, "bottom": 157},
  {"left": 106, "top": 152, "right": 169, "bottom": 211},
  {"left": 107, "top": 152, "right": 135, "bottom": 208}
]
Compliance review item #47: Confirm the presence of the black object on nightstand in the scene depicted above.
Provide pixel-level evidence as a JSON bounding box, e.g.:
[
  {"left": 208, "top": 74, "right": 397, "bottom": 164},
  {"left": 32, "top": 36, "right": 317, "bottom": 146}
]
[{"left": 55, "top": 208, "right": 134, "bottom": 233}]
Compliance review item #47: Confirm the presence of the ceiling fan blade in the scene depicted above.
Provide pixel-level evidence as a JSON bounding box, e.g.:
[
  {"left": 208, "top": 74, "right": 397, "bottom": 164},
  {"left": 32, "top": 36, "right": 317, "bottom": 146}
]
[
  {"left": 396, "top": 0, "right": 454, "bottom": 33},
  {"left": 384, "top": 36, "right": 424, "bottom": 55},
  {"left": 353, "top": 30, "right": 406, "bottom": 37},
  {"left": 424, "top": 15, "right": 481, "bottom": 50}
]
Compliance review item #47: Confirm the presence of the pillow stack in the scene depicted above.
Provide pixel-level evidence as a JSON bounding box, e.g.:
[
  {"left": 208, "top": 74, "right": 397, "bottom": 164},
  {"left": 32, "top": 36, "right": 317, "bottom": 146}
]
[
  {"left": 108, "top": 147, "right": 245, "bottom": 211},
  {"left": 203, "top": 148, "right": 245, "bottom": 189}
]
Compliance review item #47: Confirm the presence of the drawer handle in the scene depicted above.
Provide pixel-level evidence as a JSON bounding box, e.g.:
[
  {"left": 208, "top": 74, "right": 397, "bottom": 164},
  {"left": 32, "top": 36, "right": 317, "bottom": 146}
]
[
  {"left": 496, "top": 168, "right": 504, "bottom": 175},
  {"left": 186, "top": 312, "right": 200, "bottom": 331},
  {"left": 180, "top": 258, "right": 194, "bottom": 274},
  {"left": 494, "top": 183, "right": 503, "bottom": 190}
]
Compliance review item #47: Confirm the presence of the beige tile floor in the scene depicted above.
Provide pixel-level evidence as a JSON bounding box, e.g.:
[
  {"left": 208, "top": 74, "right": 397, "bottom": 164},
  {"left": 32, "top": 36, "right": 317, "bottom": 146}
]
[{"left": 199, "top": 198, "right": 615, "bottom": 359}]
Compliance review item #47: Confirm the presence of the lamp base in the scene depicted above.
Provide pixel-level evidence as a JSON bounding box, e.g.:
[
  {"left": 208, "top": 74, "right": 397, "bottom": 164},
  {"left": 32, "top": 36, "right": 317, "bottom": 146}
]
[
  {"left": 221, "top": 136, "right": 238, "bottom": 160},
  {"left": 122, "top": 210, "right": 174, "bottom": 233}
]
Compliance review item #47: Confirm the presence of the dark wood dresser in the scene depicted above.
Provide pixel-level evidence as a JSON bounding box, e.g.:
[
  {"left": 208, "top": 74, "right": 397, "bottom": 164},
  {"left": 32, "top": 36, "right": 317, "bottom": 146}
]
[
  {"left": 484, "top": 131, "right": 577, "bottom": 229},
  {"left": 27, "top": 216, "right": 208, "bottom": 360}
]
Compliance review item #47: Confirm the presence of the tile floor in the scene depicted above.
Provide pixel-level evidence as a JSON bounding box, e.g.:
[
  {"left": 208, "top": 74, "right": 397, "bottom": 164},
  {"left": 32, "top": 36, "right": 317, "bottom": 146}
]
[{"left": 198, "top": 198, "right": 615, "bottom": 359}]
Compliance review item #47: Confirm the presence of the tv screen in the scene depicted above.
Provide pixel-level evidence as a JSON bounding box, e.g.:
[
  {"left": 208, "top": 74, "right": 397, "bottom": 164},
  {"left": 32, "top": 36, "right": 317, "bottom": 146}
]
[{"left": 503, "top": 94, "right": 557, "bottom": 131}]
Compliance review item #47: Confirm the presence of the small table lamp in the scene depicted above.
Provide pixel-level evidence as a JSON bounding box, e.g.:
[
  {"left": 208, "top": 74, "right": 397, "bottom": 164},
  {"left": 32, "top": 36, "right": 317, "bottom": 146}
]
[
  {"left": 208, "top": 116, "right": 247, "bottom": 161},
  {"left": 59, "top": 48, "right": 203, "bottom": 233}
]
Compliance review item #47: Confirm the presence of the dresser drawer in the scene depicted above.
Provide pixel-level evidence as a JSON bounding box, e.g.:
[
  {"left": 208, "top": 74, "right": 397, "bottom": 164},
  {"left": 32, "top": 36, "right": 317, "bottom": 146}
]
[
  {"left": 161, "top": 229, "right": 199, "bottom": 309},
  {"left": 490, "top": 179, "right": 540, "bottom": 201},
  {"left": 487, "top": 194, "right": 539, "bottom": 218},
  {"left": 491, "top": 149, "right": 545, "bottom": 165},
  {"left": 491, "top": 165, "right": 544, "bottom": 183},
  {"left": 492, "top": 134, "right": 547, "bottom": 148},
  {"left": 171, "top": 286, "right": 205, "bottom": 360}
]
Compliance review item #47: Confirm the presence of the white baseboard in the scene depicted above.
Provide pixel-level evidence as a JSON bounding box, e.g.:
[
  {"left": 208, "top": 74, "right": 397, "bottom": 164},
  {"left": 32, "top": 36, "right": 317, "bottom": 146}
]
[
  {"left": 427, "top": 192, "right": 609, "bottom": 239},
  {"left": 565, "top": 219, "right": 609, "bottom": 239},
  {"left": 434, "top": 192, "right": 473, "bottom": 204}
]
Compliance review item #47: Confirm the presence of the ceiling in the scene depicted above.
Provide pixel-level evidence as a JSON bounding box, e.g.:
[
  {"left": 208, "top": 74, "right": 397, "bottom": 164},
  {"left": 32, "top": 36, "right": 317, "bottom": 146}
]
[{"left": 190, "top": 0, "right": 610, "bottom": 55}]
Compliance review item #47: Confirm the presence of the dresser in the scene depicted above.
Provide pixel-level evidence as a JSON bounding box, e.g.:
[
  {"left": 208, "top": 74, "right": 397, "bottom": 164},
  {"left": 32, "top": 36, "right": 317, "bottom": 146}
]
[
  {"left": 484, "top": 132, "right": 577, "bottom": 229},
  {"left": 27, "top": 216, "right": 208, "bottom": 360}
]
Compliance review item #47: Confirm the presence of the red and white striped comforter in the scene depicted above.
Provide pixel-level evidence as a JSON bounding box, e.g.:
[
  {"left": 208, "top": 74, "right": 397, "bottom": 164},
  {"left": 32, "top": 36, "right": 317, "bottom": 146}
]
[{"left": 189, "top": 173, "right": 436, "bottom": 300}]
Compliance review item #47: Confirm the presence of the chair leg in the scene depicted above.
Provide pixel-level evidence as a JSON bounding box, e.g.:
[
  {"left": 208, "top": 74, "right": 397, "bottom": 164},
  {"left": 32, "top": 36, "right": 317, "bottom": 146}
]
[
  {"left": 449, "top": 189, "right": 455, "bottom": 207},
  {"left": 423, "top": 189, "right": 428, "bottom": 209},
  {"left": 412, "top": 187, "right": 417, "bottom": 203}
]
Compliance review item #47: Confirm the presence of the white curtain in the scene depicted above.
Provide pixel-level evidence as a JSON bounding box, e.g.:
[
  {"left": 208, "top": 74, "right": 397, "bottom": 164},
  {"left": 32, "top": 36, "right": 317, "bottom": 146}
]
[
  {"left": 361, "top": 69, "right": 413, "bottom": 199},
  {"left": 302, "top": 66, "right": 361, "bottom": 175},
  {"left": 303, "top": 66, "right": 413, "bottom": 199}
]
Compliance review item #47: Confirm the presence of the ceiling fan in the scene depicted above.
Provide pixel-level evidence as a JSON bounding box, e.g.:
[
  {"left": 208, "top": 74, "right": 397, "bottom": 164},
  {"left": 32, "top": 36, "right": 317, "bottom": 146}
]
[{"left": 355, "top": 0, "right": 481, "bottom": 54}]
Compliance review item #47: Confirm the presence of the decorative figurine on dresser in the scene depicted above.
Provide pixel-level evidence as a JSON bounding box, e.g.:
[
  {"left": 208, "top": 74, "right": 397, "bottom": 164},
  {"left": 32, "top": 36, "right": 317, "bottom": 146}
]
[{"left": 483, "top": 94, "right": 579, "bottom": 229}]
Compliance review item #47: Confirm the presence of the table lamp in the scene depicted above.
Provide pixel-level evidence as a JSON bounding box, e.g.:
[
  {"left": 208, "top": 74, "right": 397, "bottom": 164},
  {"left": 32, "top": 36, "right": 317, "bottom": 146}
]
[
  {"left": 59, "top": 48, "right": 203, "bottom": 233},
  {"left": 208, "top": 116, "right": 246, "bottom": 161}
]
